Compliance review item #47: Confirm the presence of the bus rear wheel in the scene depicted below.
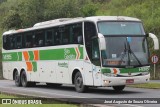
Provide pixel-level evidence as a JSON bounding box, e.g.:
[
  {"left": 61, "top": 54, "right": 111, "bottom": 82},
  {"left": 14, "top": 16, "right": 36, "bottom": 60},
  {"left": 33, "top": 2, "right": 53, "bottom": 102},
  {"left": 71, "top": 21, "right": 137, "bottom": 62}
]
[
  {"left": 14, "top": 71, "right": 22, "bottom": 87},
  {"left": 74, "top": 72, "right": 87, "bottom": 93},
  {"left": 112, "top": 85, "right": 125, "bottom": 92},
  {"left": 21, "top": 71, "right": 35, "bottom": 87}
]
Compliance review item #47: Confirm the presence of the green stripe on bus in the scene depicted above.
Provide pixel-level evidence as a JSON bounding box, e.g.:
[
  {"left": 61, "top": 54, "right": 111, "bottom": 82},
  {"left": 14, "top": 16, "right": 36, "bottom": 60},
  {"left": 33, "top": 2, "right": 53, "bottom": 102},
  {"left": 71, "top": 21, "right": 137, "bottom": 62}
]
[
  {"left": 40, "top": 49, "right": 65, "bottom": 60},
  {"left": 101, "top": 67, "right": 150, "bottom": 74},
  {"left": 119, "top": 67, "right": 150, "bottom": 73},
  {"left": 101, "top": 68, "right": 111, "bottom": 73},
  {"left": 18, "top": 52, "right": 22, "bottom": 61},
  {"left": 79, "top": 47, "right": 83, "bottom": 59},
  {"left": 2, "top": 47, "right": 83, "bottom": 61},
  {"left": 32, "top": 61, "right": 37, "bottom": 72},
  {"left": 2, "top": 52, "right": 21, "bottom": 61},
  {"left": 39, "top": 47, "right": 83, "bottom": 60},
  {"left": 28, "top": 51, "right": 34, "bottom": 61}
]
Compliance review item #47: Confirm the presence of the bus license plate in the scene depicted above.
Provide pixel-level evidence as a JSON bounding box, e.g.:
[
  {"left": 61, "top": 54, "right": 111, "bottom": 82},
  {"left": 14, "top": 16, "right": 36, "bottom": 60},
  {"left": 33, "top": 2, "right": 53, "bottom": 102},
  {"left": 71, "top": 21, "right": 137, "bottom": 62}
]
[{"left": 126, "top": 79, "right": 134, "bottom": 84}]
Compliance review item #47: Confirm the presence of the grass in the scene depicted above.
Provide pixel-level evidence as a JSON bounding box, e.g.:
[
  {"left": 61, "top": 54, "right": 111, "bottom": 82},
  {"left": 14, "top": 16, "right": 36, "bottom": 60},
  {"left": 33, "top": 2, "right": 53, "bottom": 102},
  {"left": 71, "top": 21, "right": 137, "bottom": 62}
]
[
  {"left": 0, "top": 94, "right": 79, "bottom": 107},
  {"left": 127, "top": 83, "right": 160, "bottom": 89}
]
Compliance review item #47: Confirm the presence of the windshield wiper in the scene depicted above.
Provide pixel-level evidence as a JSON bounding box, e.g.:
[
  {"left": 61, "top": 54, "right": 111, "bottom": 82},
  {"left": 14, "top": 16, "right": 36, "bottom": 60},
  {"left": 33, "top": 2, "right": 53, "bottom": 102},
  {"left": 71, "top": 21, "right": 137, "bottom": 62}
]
[
  {"left": 127, "top": 40, "right": 142, "bottom": 66},
  {"left": 119, "top": 37, "right": 142, "bottom": 66},
  {"left": 119, "top": 42, "right": 127, "bottom": 66}
]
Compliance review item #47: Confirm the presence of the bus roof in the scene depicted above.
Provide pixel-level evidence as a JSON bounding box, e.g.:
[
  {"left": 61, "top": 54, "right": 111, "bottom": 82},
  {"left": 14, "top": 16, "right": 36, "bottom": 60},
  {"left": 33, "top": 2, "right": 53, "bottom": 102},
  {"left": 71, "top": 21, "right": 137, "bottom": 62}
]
[{"left": 3, "top": 16, "right": 141, "bottom": 36}]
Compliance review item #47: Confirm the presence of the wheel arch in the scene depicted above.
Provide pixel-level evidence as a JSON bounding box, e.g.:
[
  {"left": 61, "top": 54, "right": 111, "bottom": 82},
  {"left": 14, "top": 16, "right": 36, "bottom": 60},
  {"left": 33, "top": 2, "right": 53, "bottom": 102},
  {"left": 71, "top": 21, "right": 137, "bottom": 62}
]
[{"left": 72, "top": 68, "right": 83, "bottom": 84}]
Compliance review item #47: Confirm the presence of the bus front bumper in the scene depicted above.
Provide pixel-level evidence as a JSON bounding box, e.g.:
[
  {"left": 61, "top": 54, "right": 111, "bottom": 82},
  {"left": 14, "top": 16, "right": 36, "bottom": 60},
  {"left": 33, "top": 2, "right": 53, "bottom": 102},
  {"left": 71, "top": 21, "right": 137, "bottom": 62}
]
[{"left": 102, "top": 74, "right": 150, "bottom": 86}]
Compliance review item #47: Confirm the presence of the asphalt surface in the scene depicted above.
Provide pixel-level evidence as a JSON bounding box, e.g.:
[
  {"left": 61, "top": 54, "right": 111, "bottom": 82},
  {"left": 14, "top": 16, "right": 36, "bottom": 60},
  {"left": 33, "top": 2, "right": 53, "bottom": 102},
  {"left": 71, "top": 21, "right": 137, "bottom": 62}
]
[{"left": 0, "top": 80, "right": 160, "bottom": 107}]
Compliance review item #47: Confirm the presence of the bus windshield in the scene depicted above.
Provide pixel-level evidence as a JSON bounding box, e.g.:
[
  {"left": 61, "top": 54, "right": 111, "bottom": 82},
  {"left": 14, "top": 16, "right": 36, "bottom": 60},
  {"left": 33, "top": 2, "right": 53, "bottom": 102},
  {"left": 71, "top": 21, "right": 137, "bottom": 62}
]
[
  {"left": 98, "top": 21, "right": 145, "bottom": 35},
  {"left": 101, "top": 37, "right": 149, "bottom": 67}
]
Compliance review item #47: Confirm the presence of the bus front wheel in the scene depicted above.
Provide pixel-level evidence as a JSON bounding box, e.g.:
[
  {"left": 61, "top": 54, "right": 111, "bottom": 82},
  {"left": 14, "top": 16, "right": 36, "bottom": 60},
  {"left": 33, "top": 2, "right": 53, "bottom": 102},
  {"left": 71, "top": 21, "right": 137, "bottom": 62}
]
[
  {"left": 14, "top": 71, "right": 22, "bottom": 87},
  {"left": 74, "top": 72, "right": 87, "bottom": 93},
  {"left": 112, "top": 85, "right": 125, "bottom": 92},
  {"left": 21, "top": 71, "right": 35, "bottom": 87}
]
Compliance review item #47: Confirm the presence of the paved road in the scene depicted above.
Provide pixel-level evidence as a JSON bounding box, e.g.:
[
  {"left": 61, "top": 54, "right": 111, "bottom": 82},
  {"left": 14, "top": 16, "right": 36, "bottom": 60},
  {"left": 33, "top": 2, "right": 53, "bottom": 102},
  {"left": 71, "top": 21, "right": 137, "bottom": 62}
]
[{"left": 0, "top": 80, "right": 160, "bottom": 107}]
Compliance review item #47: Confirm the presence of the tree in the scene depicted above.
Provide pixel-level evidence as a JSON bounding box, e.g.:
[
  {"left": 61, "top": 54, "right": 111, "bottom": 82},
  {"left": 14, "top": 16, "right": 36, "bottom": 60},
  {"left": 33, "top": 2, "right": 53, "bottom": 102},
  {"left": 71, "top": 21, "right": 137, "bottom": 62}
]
[
  {"left": 81, "top": 3, "right": 98, "bottom": 17},
  {"left": 2, "top": 10, "right": 22, "bottom": 29}
]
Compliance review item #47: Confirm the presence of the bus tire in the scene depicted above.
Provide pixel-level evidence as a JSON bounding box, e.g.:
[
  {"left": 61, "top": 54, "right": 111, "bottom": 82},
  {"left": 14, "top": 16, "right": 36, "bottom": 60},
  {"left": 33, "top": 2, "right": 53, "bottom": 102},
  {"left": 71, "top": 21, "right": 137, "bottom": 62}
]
[
  {"left": 20, "top": 71, "right": 35, "bottom": 87},
  {"left": 113, "top": 85, "right": 125, "bottom": 92},
  {"left": 14, "top": 71, "right": 22, "bottom": 87},
  {"left": 74, "top": 72, "right": 87, "bottom": 93}
]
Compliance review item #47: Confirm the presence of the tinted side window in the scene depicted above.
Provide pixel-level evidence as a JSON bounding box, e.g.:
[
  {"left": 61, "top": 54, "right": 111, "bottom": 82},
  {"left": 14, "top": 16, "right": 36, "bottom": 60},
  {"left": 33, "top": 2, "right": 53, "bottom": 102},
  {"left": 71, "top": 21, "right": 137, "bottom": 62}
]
[
  {"left": 72, "top": 23, "right": 83, "bottom": 44},
  {"left": 3, "top": 35, "right": 10, "bottom": 50},
  {"left": 45, "top": 29, "right": 54, "bottom": 46},
  {"left": 54, "top": 22, "right": 83, "bottom": 45},
  {"left": 53, "top": 27, "right": 60, "bottom": 45},
  {"left": 10, "top": 35, "right": 16, "bottom": 49},
  {"left": 34, "top": 31, "right": 45, "bottom": 47},
  {"left": 16, "top": 35, "right": 22, "bottom": 49},
  {"left": 25, "top": 33, "right": 33, "bottom": 48}
]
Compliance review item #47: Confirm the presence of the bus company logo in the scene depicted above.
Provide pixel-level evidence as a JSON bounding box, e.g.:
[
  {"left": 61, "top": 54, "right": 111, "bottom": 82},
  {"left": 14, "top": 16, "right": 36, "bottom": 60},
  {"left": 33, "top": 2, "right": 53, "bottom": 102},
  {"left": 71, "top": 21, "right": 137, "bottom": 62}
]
[
  {"left": 139, "top": 67, "right": 149, "bottom": 72},
  {"left": 3, "top": 54, "right": 12, "bottom": 60},
  {"left": 64, "top": 48, "right": 76, "bottom": 60},
  {"left": 58, "top": 62, "right": 68, "bottom": 68}
]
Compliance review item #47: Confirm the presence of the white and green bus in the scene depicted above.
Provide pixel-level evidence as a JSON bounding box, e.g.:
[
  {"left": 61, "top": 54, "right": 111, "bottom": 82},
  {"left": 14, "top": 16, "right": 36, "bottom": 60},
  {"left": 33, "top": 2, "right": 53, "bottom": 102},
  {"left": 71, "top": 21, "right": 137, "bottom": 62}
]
[{"left": 2, "top": 16, "right": 159, "bottom": 92}]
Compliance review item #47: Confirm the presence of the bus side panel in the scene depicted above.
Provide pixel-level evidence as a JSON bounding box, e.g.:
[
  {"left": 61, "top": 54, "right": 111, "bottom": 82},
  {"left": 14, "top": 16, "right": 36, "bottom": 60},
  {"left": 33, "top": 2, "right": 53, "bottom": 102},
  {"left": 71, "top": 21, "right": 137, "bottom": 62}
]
[
  {"left": 56, "top": 60, "right": 70, "bottom": 84},
  {"left": 2, "top": 62, "right": 10, "bottom": 80},
  {"left": 2, "top": 61, "right": 27, "bottom": 80},
  {"left": 35, "top": 61, "right": 57, "bottom": 83}
]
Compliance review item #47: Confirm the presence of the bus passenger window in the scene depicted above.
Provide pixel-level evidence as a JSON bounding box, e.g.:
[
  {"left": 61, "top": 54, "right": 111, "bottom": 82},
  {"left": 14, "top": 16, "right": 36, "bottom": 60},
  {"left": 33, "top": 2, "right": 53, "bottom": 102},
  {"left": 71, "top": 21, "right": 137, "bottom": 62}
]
[
  {"left": 45, "top": 30, "right": 54, "bottom": 46},
  {"left": 3, "top": 35, "right": 10, "bottom": 50},
  {"left": 16, "top": 35, "right": 22, "bottom": 49},
  {"left": 34, "top": 31, "right": 45, "bottom": 47},
  {"left": 74, "top": 31, "right": 82, "bottom": 44},
  {"left": 55, "top": 29, "right": 61, "bottom": 45},
  {"left": 72, "top": 23, "right": 83, "bottom": 44},
  {"left": 25, "top": 33, "right": 33, "bottom": 48},
  {"left": 10, "top": 36, "right": 16, "bottom": 49}
]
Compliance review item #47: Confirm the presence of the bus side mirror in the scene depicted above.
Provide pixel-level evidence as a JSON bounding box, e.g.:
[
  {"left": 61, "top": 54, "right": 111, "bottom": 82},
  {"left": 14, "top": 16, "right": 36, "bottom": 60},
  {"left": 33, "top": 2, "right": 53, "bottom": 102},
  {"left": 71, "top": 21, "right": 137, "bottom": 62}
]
[
  {"left": 98, "top": 33, "right": 106, "bottom": 50},
  {"left": 148, "top": 33, "right": 159, "bottom": 50}
]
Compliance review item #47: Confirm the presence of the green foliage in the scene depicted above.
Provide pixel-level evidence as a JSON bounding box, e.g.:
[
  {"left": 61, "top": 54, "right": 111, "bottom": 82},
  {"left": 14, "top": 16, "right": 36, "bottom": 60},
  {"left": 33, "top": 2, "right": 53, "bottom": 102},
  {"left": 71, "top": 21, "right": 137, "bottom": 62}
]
[
  {"left": 81, "top": 3, "right": 98, "bottom": 17},
  {"left": 2, "top": 10, "right": 22, "bottom": 29},
  {"left": 0, "top": 0, "right": 98, "bottom": 28}
]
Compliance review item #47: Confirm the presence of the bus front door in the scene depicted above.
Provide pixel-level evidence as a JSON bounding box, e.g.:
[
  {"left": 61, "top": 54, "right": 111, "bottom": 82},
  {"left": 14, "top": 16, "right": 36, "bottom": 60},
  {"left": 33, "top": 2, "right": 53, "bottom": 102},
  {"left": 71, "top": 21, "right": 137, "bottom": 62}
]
[{"left": 83, "top": 62, "right": 94, "bottom": 86}]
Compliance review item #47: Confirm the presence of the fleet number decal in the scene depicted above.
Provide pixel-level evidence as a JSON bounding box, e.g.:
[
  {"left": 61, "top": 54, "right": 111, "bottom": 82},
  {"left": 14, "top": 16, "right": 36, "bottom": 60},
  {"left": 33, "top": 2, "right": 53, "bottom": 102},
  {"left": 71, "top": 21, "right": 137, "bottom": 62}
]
[
  {"left": 139, "top": 67, "right": 149, "bottom": 72},
  {"left": 3, "top": 54, "right": 12, "bottom": 60}
]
